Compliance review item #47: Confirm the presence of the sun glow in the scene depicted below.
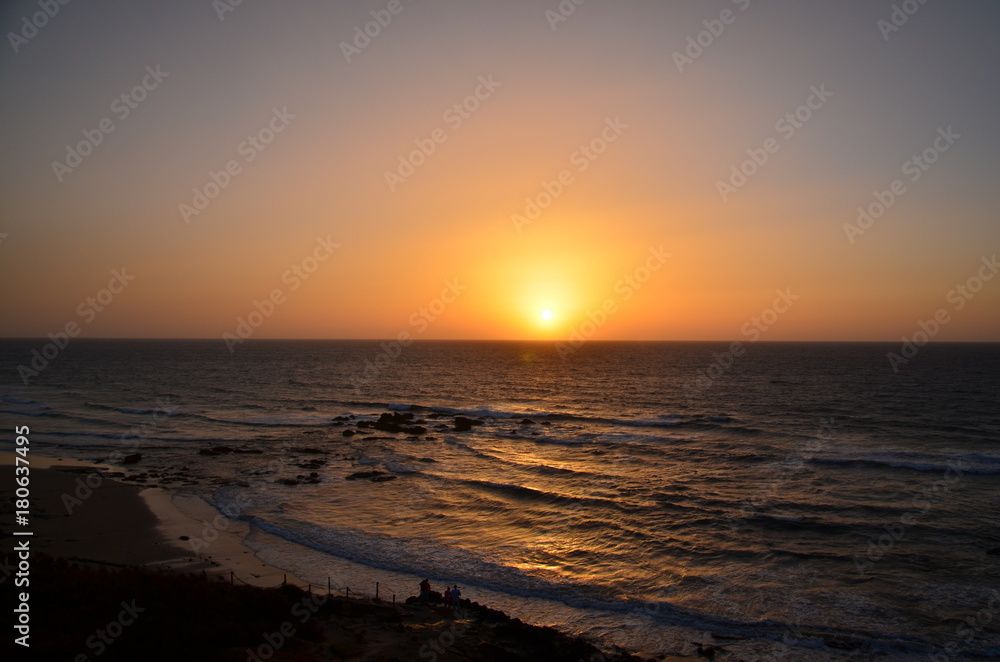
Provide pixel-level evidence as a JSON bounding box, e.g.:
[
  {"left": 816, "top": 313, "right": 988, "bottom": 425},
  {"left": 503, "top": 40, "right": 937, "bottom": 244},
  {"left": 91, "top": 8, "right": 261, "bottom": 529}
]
[{"left": 540, "top": 308, "right": 553, "bottom": 321}]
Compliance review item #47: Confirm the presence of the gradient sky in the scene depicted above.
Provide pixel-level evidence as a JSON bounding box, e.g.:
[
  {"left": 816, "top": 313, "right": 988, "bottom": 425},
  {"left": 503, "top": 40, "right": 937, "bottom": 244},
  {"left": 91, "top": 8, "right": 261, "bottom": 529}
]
[{"left": 2, "top": 0, "right": 998, "bottom": 341}]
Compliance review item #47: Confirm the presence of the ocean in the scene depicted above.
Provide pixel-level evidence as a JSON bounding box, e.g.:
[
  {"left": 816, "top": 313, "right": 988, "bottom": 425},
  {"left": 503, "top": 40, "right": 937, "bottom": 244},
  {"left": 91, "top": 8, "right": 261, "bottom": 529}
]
[{"left": 2, "top": 339, "right": 999, "bottom": 660}]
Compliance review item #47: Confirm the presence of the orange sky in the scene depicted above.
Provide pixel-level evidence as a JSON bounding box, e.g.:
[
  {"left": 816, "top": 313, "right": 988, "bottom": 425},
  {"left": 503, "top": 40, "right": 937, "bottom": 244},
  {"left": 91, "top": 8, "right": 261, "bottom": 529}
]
[{"left": 1, "top": 1, "right": 998, "bottom": 341}]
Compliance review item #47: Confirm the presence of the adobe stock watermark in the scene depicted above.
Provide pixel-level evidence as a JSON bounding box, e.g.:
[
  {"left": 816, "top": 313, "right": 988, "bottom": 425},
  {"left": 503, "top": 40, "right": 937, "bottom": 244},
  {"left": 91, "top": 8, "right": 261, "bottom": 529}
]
[
  {"left": 545, "top": 0, "right": 589, "bottom": 31},
  {"left": 384, "top": 75, "right": 501, "bottom": 193},
  {"left": 886, "top": 254, "right": 997, "bottom": 372},
  {"left": 61, "top": 397, "right": 176, "bottom": 515},
  {"left": 417, "top": 621, "right": 469, "bottom": 662},
  {"left": 877, "top": 0, "right": 931, "bottom": 41},
  {"left": 351, "top": 278, "right": 467, "bottom": 393},
  {"left": 725, "top": 418, "right": 838, "bottom": 535},
  {"left": 672, "top": 0, "right": 751, "bottom": 73},
  {"left": 843, "top": 126, "right": 960, "bottom": 244},
  {"left": 7, "top": 0, "right": 73, "bottom": 55},
  {"left": 340, "top": 0, "right": 417, "bottom": 63},
  {"left": 223, "top": 235, "right": 339, "bottom": 353},
  {"left": 185, "top": 492, "right": 254, "bottom": 554},
  {"left": 557, "top": 246, "right": 669, "bottom": 360},
  {"left": 17, "top": 268, "right": 136, "bottom": 385},
  {"left": 52, "top": 65, "right": 170, "bottom": 183},
  {"left": 245, "top": 592, "right": 328, "bottom": 662},
  {"left": 75, "top": 600, "right": 145, "bottom": 660},
  {"left": 928, "top": 591, "right": 1000, "bottom": 662},
  {"left": 213, "top": 0, "right": 248, "bottom": 22},
  {"left": 511, "top": 117, "right": 628, "bottom": 234},
  {"left": 853, "top": 458, "right": 968, "bottom": 576},
  {"left": 716, "top": 84, "right": 833, "bottom": 202},
  {"left": 179, "top": 106, "right": 295, "bottom": 224},
  {"left": 681, "top": 288, "right": 799, "bottom": 402}
]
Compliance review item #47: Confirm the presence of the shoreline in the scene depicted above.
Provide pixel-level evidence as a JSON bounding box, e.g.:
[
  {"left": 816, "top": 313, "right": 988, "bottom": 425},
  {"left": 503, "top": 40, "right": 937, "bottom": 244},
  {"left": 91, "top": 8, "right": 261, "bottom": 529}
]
[
  {"left": 0, "top": 451, "right": 306, "bottom": 586},
  {"left": 2, "top": 451, "right": 682, "bottom": 660}
]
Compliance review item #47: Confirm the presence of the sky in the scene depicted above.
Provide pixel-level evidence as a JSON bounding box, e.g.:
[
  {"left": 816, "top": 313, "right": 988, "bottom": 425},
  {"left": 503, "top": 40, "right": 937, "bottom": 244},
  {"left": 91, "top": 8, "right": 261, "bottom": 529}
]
[{"left": 1, "top": 0, "right": 999, "bottom": 342}]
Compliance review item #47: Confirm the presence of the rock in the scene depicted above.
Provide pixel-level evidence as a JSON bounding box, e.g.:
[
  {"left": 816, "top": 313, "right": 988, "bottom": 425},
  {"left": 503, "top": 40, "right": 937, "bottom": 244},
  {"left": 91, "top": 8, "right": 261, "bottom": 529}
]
[
  {"left": 294, "top": 447, "right": 327, "bottom": 454},
  {"left": 332, "top": 415, "right": 350, "bottom": 421},
  {"left": 987, "top": 547, "right": 1000, "bottom": 556},
  {"left": 233, "top": 448, "right": 263, "bottom": 454},
  {"left": 371, "top": 475, "right": 397, "bottom": 482},
  {"left": 199, "top": 448, "right": 221, "bottom": 456},
  {"left": 454, "top": 416, "right": 484, "bottom": 431},
  {"left": 178, "top": 536, "right": 190, "bottom": 541},
  {"left": 346, "top": 471, "right": 385, "bottom": 481},
  {"left": 519, "top": 418, "right": 536, "bottom": 425},
  {"left": 277, "top": 478, "right": 300, "bottom": 486},
  {"left": 343, "top": 429, "right": 356, "bottom": 437},
  {"left": 122, "top": 453, "right": 142, "bottom": 465},
  {"left": 212, "top": 446, "right": 234, "bottom": 454}
]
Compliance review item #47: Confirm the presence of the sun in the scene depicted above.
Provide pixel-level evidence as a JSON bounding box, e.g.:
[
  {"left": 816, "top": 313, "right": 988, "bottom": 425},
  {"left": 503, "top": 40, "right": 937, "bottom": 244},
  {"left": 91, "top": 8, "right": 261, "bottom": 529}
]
[{"left": 540, "top": 308, "right": 553, "bottom": 321}]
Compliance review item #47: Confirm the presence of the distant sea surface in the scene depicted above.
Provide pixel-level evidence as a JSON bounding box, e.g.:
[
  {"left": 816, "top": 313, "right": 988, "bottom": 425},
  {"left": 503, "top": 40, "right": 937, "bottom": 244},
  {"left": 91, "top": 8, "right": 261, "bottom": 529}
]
[{"left": 3, "top": 340, "right": 999, "bottom": 659}]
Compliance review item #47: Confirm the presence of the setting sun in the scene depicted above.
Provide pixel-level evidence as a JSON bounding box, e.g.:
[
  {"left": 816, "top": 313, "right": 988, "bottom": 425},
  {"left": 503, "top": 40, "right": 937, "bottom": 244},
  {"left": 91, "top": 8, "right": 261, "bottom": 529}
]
[{"left": 540, "top": 309, "right": 553, "bottom": 321}]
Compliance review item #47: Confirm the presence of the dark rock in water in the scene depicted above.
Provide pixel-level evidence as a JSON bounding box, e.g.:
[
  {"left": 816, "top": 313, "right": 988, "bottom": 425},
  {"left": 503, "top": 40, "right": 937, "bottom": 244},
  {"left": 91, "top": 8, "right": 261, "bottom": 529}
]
[
  {"left": 371, "top": 475, "right": 397, "bottom": 482},
  {"left": 233, "top": 448, "right": 263, "bottom": 454},
  {"left": 178, "top": 535, "right": 190, "bottom": 541},
  {"left": 277, "top": 478, "right": 300, "bottom": 486},
  {"left": 987, "top": 547, "right": 1000, "bottom": 556},
  {"left": 418, "top": 457, "right": 437, "bottom": 463},
  {"left": 294, "top": 447, "right": 327, "bottom": 454},
  {"left": 401, "top": 425, "right": 427, "bottom": 435},
  {"left": 199, "top": 448, "right": 221, "bottom": 456},
  {"left": 212, "top": 446, "right": 234, "bottom": 454},
  {"left": 356, "top": 421, "right": 372, "bottom": 429},
  {"left": 695, "top": 643, "right": 720, "bottom": 659},
  {"left": 454, "top": 416, "right": 485, "bottom": 431},
  {"left": 541, "top": 421, "right": 551, "bottom": 426},
  {"left": 332, "top": 415, "right": 350, "bottom": 421},
  {"left": 519, "top": 418, "right": 536, "bottom": 425},
  {"left": 342, "top": 429, "right": 356, "bottom": 437},
  {"left": 346, "top": 470, "right": 385, "bottom": 481},
  {"left": 122, "top": 453, "right": 142, "bottom": 465}
]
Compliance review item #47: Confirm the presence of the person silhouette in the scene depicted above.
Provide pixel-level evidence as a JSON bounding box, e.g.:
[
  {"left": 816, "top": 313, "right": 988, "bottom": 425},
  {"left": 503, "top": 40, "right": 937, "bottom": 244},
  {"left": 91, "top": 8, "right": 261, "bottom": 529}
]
[
  {"left": 451, "top": 585, "right": 461, "bottom": 606},
  {"left": 419, "top": 578, "right": 431, "bottom": 602},
  {"left": 443, "top": 586, "right": 452, "bottom": 604}
]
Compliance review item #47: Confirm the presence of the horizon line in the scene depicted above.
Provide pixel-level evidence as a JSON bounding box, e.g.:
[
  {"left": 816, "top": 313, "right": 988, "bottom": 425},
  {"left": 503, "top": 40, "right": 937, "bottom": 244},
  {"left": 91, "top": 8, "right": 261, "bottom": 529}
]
[{"left": 1, "top": 337, "right": 998, "bottom": 344}]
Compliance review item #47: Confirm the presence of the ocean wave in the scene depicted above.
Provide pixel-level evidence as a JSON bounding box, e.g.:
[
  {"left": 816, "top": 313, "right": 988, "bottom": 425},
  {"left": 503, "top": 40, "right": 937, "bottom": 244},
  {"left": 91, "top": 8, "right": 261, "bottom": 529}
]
[
  {"left": 235, "top": 514, "right": 944, "bottom": 657},
  {"left": 3, "top": 409, "right": 54, "bottom": 417},
  {"left": 458, "top": 478, "right": 617, "bottom": 508},
  {"left": 3, "top": 396, "right": 40, "bottom": 405},
  {"left": 808, "top": 453, "right": 1000, "bottom": 475}
]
